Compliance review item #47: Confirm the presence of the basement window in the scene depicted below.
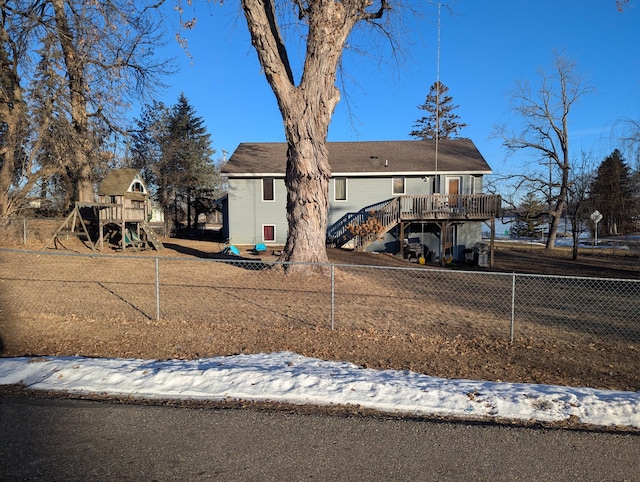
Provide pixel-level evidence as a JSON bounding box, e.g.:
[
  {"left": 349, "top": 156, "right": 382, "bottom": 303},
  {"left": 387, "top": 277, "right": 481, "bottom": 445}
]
[{"left": 263, "top": 225, "right": 276, "bottom": 242}]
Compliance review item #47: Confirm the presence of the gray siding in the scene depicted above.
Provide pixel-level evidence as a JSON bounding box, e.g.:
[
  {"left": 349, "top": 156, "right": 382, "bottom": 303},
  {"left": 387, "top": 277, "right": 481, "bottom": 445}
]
[
  {"left": 227, "top": 173, "right": 487, "bottom": 252},
  {"left": 328, "top": 174, "right": 480, "bottom": 225},
  {"left": 227, "top": 177, "right": 288, "bottom": 245}
]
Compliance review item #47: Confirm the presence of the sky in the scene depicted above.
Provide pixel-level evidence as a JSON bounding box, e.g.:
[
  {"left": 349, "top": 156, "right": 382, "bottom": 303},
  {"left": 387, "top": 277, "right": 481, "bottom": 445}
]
[
  {"left": 149, "top": 1, "right": 640, "bottom": 179},
  {"left": 1, "top": 351, "right": 639, "bottom": 429}
]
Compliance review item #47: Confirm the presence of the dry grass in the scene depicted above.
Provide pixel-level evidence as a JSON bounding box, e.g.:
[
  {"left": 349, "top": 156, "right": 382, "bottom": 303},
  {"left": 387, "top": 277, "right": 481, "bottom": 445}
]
[{"left": 0, "top": 234, "right": 639, "bottom": 392}]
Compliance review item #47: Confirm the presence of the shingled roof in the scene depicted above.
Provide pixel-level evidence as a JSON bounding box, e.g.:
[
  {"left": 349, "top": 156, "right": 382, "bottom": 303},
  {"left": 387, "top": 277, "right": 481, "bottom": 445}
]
[
  {"left": 97, "top": 169, "right": 147, "bottom": 200},
  {"left": 223, "top": 139, "right": 491, "bottom": 176}
]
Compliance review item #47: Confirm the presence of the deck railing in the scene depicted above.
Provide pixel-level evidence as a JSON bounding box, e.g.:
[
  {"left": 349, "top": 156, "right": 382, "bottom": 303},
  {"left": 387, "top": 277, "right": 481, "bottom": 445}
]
[
  {"left": 399, "top": 194, "right": 502, "bottom": 221},
  {"left": 97, "top": 203, "right": 147, "bottom": 223},
  {"left": 326, "top": 198, "right": 397, "bottom": 249},
  {"left": 327, "top": 194, "right": 502, "bottom": 250}
]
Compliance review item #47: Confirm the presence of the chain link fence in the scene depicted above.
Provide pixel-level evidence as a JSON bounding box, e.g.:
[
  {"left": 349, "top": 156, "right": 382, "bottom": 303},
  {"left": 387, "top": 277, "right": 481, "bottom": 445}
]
[
  {"left": 0, "top": 248, "right": 638, "bottom": 345},
  {"left": 0, "top": 218, "right": 64, "bottom": 248}
]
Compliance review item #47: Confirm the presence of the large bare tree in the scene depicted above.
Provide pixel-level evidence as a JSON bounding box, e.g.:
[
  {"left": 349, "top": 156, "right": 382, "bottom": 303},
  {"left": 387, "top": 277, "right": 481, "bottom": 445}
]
[
  {"left": 495, "top": 54, "right": 594, "bottom": 249},
  {"left": 0, "top": 4, "right": 26, "bottom": 217},
  {"left": 238, "top": 1, "right": 395, "bottom": 269},
  {"left": 47, "top": 0, "right": 171, "bottom": 206},
  {"left": 0, "top": 0, "right": 170, "bottom": 217}
]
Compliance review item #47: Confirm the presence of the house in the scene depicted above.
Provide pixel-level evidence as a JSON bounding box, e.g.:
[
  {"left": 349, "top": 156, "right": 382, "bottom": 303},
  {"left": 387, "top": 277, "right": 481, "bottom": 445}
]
[{"left": 220, "top": 139, "right": 501, "bottom": 263}]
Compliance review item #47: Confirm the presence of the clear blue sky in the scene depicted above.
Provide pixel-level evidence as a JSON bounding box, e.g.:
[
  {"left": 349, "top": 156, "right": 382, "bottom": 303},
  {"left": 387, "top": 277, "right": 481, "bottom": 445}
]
[{"left": 152, "top": 1, "right": 640, "bottom": 180}]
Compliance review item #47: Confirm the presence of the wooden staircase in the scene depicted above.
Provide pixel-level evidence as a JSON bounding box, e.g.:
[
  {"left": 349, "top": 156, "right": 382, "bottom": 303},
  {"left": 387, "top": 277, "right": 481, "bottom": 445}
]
[
  {"left": 326, "top": 198, "right": 400, "bottom": 251},
  {"left": 140, "top": 220, "right": 164, "bottom": 251},
  {"left": 326, "top": 194, "right": 502, "bottom": 252}
]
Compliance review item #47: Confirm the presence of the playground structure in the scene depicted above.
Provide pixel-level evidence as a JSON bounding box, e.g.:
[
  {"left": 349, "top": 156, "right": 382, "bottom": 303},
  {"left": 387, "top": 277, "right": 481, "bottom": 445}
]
[{"left": 43, "top": 169, "right": 164, "bottom": 252}]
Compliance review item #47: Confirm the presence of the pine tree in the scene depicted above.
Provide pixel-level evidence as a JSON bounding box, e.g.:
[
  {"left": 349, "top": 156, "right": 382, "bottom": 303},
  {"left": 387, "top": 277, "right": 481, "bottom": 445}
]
[
  {"left": 512, "top": 192, "right": 546, "bottom": 237},
  {"left": 410, "top": 81, "right": 468, "bottom": 140},
  {"left": 166, "top": 93, "right": 217, "bottom": 231},
  {"left": 589, "top": 149, "right": 635, "bottom": 235},
  {"left": 132, "top": 94, "right": 219, "bottom": 232}
]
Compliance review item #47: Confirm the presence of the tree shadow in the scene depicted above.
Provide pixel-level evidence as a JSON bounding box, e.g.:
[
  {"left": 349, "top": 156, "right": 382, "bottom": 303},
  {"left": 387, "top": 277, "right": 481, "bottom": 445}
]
[
  {"left": 162, "top": 243, "right": 272, "bottom": 271},
  {"left": 0, "top": 285, "right": 7, "bottom": 354}
]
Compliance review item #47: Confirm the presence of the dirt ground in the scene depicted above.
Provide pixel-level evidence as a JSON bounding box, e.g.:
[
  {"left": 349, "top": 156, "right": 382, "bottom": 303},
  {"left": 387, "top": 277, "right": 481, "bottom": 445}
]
[{"left": 1, "top": 234, "right": 639, "bottom": 394}]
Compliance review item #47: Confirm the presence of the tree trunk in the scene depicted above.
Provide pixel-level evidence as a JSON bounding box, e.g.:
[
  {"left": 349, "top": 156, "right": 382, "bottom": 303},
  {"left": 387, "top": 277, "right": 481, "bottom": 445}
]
[
  {"left": 187, "top": 188, "right": 192, "bottom": 230},
  {"left": 0, "top": 21, "right": 24, "bottom": 217},
  {"left": 0, "top": 103, "right": 19, "bottom": 217},
  {"left": 546, "top": 199, "right": 564, "bottom": 249},
  {"left": 52, "top": 0, "right": 94, "bottom": 205},
  {"left": 241, "top": 1, "right": 371, "bottom": 271},
  {"left": 281, "top": 134, "right": 331, "bottom": 265},
  {"left": 546, "top": 162, "right": 570, "bottom": 250}
]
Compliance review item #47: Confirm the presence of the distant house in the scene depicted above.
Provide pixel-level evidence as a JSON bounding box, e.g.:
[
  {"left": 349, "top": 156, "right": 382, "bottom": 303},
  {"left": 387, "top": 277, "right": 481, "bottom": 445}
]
[{"left": 220, "top": 139, "right": 501, "bottom": 263}]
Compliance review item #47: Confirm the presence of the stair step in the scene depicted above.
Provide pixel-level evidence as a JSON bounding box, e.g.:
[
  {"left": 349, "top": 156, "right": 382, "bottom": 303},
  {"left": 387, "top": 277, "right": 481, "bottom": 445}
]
[{"left": 141, "top": 221, "right": 164, "bottom": 250}]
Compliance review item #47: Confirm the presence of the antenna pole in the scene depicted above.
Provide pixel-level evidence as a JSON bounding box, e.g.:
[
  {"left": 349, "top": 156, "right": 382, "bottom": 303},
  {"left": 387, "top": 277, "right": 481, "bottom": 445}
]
[{"left": 435, "top": 1, "right": 441, "bottom": 192}]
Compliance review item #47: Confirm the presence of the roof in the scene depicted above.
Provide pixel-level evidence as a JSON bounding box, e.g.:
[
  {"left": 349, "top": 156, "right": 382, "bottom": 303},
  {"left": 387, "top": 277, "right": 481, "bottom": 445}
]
[
  {"left": 222, "top": 139, "right": 492, "bottom": 177},
  {"left": 97, "top": 169, "right": 146, "bottom": 196}
]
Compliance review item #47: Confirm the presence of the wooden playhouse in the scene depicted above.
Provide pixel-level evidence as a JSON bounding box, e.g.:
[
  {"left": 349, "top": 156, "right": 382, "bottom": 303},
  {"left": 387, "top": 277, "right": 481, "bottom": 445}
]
[{"left": 44, "top": 169, "right": 163, "bottom": 252}]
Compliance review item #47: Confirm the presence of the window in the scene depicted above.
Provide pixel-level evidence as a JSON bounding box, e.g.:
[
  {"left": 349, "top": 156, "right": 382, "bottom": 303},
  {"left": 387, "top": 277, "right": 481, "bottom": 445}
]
[
  {"left": 131, "top": 182, "right": 144, "bottom": 192},
  {"left": 262, "top": 178, "right": 274, "bottom": 201},
  {"left": 334, "top": 177, "right": 347, "bottom": 201},
  {"left": 263, "top": 225, "right": 275, "bottom": 242},
  {"left": 392, "top": 177, "right": 405, "bottom": 195},
  {"left": 471, "top": 176, "right": 479, "bottom": 194}
]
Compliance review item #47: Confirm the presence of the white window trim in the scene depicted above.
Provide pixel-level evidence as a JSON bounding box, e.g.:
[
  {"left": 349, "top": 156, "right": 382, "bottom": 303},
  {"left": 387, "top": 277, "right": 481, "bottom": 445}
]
[
  {"left": 262, "top": 178, "right": 275, "bottom": 202},
  {"left": 262, "top": 224, "right": 276, "bottom": 242},
  {"left": 445, "top": 176, "right": 462, "bottom": 194},
  {"left": 334, "top": 177, "right": 347, "bottom": 202},
  {"left": 392, "top": 177, "right": 406, "bottom": 195},
  {"left": 470, "top": 176, "right": 480, "bottom": 194}
]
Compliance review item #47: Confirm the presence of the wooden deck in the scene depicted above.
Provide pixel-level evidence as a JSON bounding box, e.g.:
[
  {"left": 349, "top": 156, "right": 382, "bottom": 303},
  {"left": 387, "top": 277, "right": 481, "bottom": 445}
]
[
  {"left": 327, "top": 194, "right": 502, "bottom": 250},
  {"left": 397, "top": 194, "right": 502, "bottom": 221}
]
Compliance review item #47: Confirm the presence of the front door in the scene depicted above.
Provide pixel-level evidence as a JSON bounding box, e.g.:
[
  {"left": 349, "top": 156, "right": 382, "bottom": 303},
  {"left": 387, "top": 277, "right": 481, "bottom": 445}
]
[{"left": 447, "top": 177, "right": 461, "bottom": 210}]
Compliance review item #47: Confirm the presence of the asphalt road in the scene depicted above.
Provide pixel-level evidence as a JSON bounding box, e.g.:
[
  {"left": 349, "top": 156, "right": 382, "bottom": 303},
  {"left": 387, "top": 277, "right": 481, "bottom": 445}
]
[{"left": 1, "top": 396, "right": 639, "bottom": 481}]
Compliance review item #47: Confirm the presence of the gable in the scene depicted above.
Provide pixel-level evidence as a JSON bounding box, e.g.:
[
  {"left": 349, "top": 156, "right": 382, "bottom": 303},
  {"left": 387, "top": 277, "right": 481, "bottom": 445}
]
[
  {"left": 222, "top": 139, "right": 492, "bottom": 177},
  {"left": 97, "top": 169, "right": 148, "bottom": 196}
]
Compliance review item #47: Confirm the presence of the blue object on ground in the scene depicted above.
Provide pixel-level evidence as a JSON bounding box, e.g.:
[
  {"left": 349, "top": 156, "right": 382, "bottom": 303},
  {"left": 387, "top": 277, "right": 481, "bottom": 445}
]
[
  {"left": 228, "top": 245, "right": 240, "bottom": 255},
  {"left": 254, "top": 243, "right": 267, "bottom": 252}
]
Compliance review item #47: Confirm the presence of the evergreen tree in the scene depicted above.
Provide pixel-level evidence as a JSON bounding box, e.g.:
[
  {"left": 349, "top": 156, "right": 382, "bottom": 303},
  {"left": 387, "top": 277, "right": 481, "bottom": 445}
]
[
  {"left": 410, "top": 81, "right": 468, "bottom": 140},
  {"left": 511, "top": 192, "right": 546, "bottom": 237},
  {"left": 166, "top": 93, "right": 217, "bottom": 231},
  {"left": 589, "top": 149, "right": 635, "bottom": 235},
  {"left": 131, "top": 94, "right": 220, "bottom": 233},
  {"left": 130, "top": 99, "right": 172, "bottom": 210}
]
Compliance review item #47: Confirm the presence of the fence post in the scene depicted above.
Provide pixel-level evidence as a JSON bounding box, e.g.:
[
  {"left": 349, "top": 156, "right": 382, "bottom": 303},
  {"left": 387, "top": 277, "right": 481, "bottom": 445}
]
[
  {"left": 331, "top": 264, "right": 335, "bottom": 330},
  {"left": 155, "top": 258, "right": 160, "bottom": 321},
  {"left": 510, "top": 272, "right": 516, "bottom": 342},
  {"left": 23, "top": 218, "right": 27, "bottom": 245}
]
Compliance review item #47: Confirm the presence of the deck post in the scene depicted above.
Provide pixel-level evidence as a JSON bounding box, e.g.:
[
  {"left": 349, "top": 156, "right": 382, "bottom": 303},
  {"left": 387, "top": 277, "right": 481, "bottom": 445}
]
[
  {"left": 490, "top": 218, "right": 496, "bottom": 268},
  {"left": 122, "top": 217, "right": 126, "bottom": 252}
]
